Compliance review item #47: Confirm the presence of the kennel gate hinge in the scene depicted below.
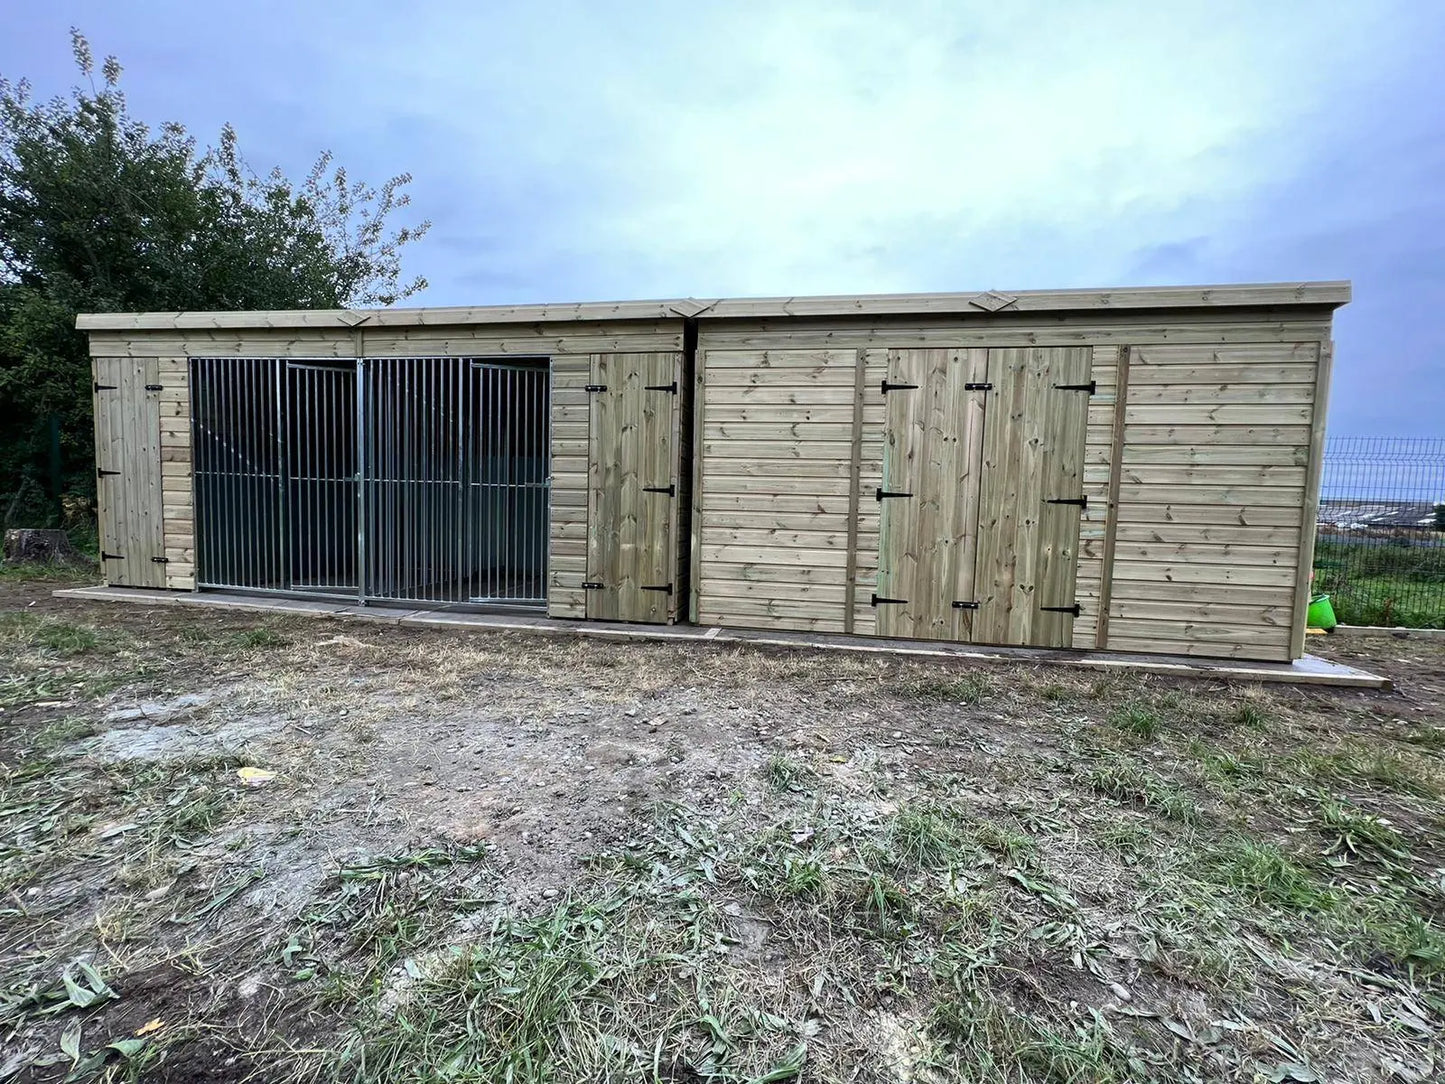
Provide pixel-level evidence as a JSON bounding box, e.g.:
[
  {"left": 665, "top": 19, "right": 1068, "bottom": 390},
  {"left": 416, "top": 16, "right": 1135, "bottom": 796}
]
[
  {"left": 880, "top": 380, "right": 918, "bottom": 394},
  {"left": 582, "top": 581, "right": 605, "bottom": 590},
  {"left": 93, "top": 382, "right": 118, "bottom": 392},
  {"left": 876, "top": 488, "right": 913, "bottom": 501},
  {"left": 643, "top": 484, "right": 676, "bottom": 496},
  {"left": 644, "top": 381, "right": 678, "bottom": 394},
  {"left": 144, "top": 383, "right": 164, "bottom": 391},
  {"left": 964, "top": 382, "right": 993, "bottom": 391},
  {"left": 1045, "top": 496, "right": 1088, "bottom": 508},
  {"left": 951, "top": 600, "right": 980, "bottom": 610},
  {"left": 1053, "top": 381, "right": 1097, "bottom": 394},
  {"left": 584, "top": 384, "right": 607, "bottom": 392},
  {"left": 151, "top": 556, "right": 169, "bottom": 564},
  {"left": 97, "top": 467, "right": 121, "bottom": 478},
  {"left": 641, "top": 583, "right": 673, "bottom": 594},
  {"left": 1040, "top": 604, "right": 1082, "bottom": 616},
  {"left": 871, "top": 594, "right": 908, "bottom": 606},
  {"left": 100, "top": 551, "right": 125, "bottom": 561}
]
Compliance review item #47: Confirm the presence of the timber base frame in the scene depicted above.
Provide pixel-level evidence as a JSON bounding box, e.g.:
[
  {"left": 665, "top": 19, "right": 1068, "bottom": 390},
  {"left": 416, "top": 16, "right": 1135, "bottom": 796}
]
[{"left": 53, "top": 586, "right": 1391, "bottom": 690}]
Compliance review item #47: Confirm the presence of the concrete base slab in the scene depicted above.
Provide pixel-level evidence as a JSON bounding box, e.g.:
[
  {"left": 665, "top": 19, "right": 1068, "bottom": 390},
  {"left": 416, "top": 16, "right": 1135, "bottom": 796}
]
[
  {"left": 51, "top": 585, "right": 1392, "bottom": 690},
  {"left": 1329, "top": 625, "right": 1445, "bottom": 641}
]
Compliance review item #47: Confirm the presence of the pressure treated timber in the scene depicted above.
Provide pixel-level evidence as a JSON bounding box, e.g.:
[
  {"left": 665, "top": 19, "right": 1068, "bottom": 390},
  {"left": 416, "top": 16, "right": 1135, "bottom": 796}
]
[
  {"left": 76, "top": 282, "right": 1349, "bottom": 333},
  {"left": 695, "top": 348, "right": 861, "bottom": 634},
  {"left": 1291, "top": 340, "right": 1333, "bottom": 659},
  {"left": 93, "top": 358, "right": 166, "bottom": 589},
  {"left": 548, "top": 355, "right": 591, "bottom": 618},
  {"left": 1106, "top": 339, "right": 1318, "bottom": 662},
  {"left": 585, "top": 352, "right": 681, "bottom": 623},
  {"left": 875, "top": 348, "right": 990, "bottom": 641},
  {"left": 81, "top": 281, "right": 1346, "bottom": 667}
]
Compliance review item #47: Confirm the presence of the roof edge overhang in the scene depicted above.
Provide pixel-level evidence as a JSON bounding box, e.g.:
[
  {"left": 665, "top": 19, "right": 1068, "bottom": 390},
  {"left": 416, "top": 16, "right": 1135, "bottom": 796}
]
[{"left": 76, "top": 280, "right": 1350, "bottom": 332}]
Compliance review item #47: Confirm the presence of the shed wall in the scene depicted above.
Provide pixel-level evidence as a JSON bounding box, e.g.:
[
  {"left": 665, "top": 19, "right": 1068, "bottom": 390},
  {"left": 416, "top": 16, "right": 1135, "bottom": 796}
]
[
  {"left": 86, "top": 320, "right": 685, "bottom": 615},
  {"left": 691, "top": 308, "right": 1335, "bottom": 661}
]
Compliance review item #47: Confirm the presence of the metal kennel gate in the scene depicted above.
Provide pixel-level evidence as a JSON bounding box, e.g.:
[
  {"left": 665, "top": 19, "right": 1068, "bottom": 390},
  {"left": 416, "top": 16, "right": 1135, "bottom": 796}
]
[{"left": 190, "top": 357, "right": 549, "bottom": 607}]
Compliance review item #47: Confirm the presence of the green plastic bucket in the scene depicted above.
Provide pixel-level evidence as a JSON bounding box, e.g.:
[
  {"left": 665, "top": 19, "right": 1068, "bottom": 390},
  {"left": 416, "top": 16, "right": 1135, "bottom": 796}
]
[{"left": 1307, "top": 594, "right": 1337, "bottom": 630}]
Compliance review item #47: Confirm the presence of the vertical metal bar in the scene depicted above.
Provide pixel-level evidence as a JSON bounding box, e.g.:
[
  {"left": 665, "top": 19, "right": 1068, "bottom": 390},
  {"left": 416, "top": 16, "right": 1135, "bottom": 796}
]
[{"left": 356, "top": 357, "right": 366, "bottom": 604}]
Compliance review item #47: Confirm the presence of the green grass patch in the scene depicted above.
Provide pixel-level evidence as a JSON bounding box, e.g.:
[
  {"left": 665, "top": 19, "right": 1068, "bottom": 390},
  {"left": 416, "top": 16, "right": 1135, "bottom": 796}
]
[
  {"left": 1084, "top": 756, "right": 1201, "bottom": 825},
  {"left": 228, "top": 626, "right": 289, "bottom": 649},
  {"left": 1107, "top": 702, "right": 1161, "bottom": 740},
  {"left": 1206, "top": 837, "right": 1337, "bottom": 913},
  {"left": 764, "top": 754, "right": 813, "bottom": 793},
  {"left": 1317, "top": 798, "right": 1411, "bottom": 862}
]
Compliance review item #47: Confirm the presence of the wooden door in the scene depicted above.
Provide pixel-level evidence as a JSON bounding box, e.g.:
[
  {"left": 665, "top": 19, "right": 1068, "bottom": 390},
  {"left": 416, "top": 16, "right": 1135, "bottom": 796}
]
[
  {"left": 93, "top": 357, "right": 166, "bottom": 588},
  {"left": 972, "top": 346, "right": 1092, "bottom": 647},
  {"left": 585, "top": 352, "right": 680, "bottom": 622},
  {"left": 875, "top": 348, "right": 990, "bottom": 640}
]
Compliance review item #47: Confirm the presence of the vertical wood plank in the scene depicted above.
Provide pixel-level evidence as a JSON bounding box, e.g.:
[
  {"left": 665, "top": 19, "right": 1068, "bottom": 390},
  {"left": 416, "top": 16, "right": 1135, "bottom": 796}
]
[
  {"left": 842, "top": 348, "right": 867, "bottom": 634},
  {"left": 951, "top": 348, "right": 990, "bottom": 642},
  {"left": 1290, "top": 340, "right": 1331, "bottom": 659},
  {"left": 1095, "top": 344, "right": 1131, "bottom": 648},
  {"left": 93, "top": 358, "right": 121, "bottom": 584},
  {"left": 1034, "top": 347, "right": 1092, "bottom": 648},
  {"left": 974, "top": 347, "right": 1031, "bottom": 643}
]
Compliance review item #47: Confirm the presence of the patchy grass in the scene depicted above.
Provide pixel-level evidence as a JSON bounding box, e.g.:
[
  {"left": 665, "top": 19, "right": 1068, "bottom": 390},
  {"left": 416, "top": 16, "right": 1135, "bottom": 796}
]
[
  {"left": 0, "top": 583, "right": 1442, "bottom": 1082},
  {"left": 1082, "top": 753, "right": 1202, "bottom": 824},
  {"left": 1107, "top": 701, "right": 1161, "bottom": 740}
]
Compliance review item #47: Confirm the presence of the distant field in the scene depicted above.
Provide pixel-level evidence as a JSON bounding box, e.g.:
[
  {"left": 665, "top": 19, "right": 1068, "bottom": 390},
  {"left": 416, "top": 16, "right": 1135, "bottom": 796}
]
[{"left": 1314, "top": 535, "right": 1445, "bottom": 628}]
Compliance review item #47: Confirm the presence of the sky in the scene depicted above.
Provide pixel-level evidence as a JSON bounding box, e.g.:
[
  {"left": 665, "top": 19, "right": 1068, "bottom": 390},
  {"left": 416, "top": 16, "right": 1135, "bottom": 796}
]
[{"left": 3, "top": 1, "right": 1443, "bottom": 437}]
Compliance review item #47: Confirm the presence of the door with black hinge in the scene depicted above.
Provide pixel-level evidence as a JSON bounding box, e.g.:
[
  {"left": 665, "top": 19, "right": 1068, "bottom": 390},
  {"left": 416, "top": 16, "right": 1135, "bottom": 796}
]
[
  {"left": 585, "top": 352, "right": 681, "bottom": 622},
  {"left": 93, "top": 357, "right": 166, "bottom": 588},
  {"left": 875, "top": 348, "right": 991, "bottom": 640},
  {"left": 972, "top": 346, "right": 1092, "bottom": 647}
]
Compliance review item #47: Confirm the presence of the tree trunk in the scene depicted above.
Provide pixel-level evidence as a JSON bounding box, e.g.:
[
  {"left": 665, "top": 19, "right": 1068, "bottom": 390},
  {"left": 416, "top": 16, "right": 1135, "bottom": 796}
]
[{"left": 2, "top": 528, "right": 82, "bottom": 565}]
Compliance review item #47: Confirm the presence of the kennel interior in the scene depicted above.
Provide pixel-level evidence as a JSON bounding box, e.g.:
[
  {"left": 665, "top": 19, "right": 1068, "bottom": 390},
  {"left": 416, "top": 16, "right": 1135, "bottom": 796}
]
[{"left": 189, "top": 356, "right": 549, "bottom": 607}]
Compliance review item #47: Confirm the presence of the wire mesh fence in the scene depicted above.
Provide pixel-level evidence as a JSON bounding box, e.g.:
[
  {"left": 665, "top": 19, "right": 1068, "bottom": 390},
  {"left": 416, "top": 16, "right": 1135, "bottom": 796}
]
[{"left": 1315, "top": 436, "right": 1445, "bottom": 627}]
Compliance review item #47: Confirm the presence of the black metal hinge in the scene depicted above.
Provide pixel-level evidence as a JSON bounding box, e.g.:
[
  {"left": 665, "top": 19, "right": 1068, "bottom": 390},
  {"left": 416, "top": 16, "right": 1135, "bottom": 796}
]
[
  {"left": 876, "top": 488, "right": 913, "bottom": 501},
  {"left": 151, "top": 556, "right": 169, "bottom": 564},
  {"left": 641, "top": 583, "right": 673, "bottom": 594},
  {"left": 643, "top": 484, "right": 676, "bottom": 496},
  {"left": 585, "top": 384, "right": 607, "bottom": 392},
  {"left": 144, "top": 383, "right": 164, "bottom": 391},
  {"left": 645, "top": 381, "right": 678, "bottom": 394},
  {"left": 880, "top": 380, "right": 919, "bottom": 394},
  {"left": 1054, "top": 381, "right": 1097, "bottom": 394},
  {"left": 1046, "top": 496, "right": 1088, "bottom": 508},
  {"left": 97, "top": 467, "right": 121, "bottom": 478},
  {"left": 94, "top": 382, "right": 118, "bottom": 392},
  {"left": 952, "top": 600, "right": 980, "bottom": 610},
  {"left": 100, "top": 551, "right": 124, "bottom": 561},
  {"left": 871, "top": 594, "right": 908, "bottom": 606},
  {"left": 582, "top": 581, "right": 605, "bottom": 590},
  {"left": 1041, "top": 603, "right": 1082, "bottom": 616},
  {"left": 965, "top": 382, "right": 993, "bottom": 391}
]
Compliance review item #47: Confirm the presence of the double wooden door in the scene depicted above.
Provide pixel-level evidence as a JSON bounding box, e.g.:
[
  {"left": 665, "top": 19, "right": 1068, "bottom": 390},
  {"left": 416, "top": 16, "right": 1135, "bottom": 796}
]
[
  {"left": 585, "top": 352, "right": 682, "bottom": 623},
  {"left": 875, "top": 346, "right": 1091, "bottom": 647}
]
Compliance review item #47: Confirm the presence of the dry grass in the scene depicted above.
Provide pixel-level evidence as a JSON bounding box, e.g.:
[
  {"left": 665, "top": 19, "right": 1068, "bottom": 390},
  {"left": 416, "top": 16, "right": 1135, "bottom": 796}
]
[{"left": 0, "top": 581, "right": 1442, "bottom": 1082}]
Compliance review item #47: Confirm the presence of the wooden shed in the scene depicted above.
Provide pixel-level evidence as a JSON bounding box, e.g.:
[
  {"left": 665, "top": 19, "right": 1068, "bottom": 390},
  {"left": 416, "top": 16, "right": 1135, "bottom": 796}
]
[{"left": 78, "top": 280, "right": 1348, "bottom": 663}]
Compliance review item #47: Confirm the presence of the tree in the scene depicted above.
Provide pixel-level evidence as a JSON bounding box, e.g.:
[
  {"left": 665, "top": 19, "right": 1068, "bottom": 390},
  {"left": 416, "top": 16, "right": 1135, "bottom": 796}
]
[{"left": 0, "top": 29, "right": 430, "bottom": 531}]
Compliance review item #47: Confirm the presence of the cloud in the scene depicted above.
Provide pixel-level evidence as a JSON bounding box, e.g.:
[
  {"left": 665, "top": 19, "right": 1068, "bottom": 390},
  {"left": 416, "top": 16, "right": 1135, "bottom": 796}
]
[{"left": 3, "top": 0, "right": 1443, "bottom": 432}]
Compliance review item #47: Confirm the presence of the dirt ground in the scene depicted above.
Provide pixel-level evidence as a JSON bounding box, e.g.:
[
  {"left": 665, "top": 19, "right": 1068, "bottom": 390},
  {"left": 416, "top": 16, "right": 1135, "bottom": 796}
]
[{"left": 1, "top": 571, "right": 1442, "bottom": 1083}]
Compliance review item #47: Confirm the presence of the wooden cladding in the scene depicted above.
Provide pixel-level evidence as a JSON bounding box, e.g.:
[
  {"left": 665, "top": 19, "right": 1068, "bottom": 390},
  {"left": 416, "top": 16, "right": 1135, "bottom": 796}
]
[
  {"left": 83, "top": 292, "right": 1340, "bottom": 665},
  {"left": 585, "top": 352, "right": 682, "bottom": 623},
  {"left": 1103, "top": 342, "right": 1322, "bottom": 661},
  {"left": 93, "top": 358, "right": 166, "bottom": 588},
  {"left": 692, "top": 330, "right": 1330, "bottom": 662}
]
